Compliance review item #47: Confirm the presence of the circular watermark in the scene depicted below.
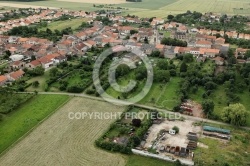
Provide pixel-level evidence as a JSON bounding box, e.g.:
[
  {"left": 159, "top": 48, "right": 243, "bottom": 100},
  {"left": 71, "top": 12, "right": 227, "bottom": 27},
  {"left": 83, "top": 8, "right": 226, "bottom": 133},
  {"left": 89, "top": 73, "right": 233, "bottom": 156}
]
[{"left": 93, "top": 45, "right": 153, "bottom": 105}]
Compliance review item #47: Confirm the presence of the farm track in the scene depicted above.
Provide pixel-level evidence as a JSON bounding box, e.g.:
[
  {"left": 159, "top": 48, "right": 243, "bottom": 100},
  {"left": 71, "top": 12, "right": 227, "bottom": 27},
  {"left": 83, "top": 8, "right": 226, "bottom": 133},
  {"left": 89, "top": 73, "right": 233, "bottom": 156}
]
[
  {"left": 19, "top": 92, "right": 250, "bottom": 131},
  {"left": 0, "top": 97, "right": 126, "bottom": 166}
]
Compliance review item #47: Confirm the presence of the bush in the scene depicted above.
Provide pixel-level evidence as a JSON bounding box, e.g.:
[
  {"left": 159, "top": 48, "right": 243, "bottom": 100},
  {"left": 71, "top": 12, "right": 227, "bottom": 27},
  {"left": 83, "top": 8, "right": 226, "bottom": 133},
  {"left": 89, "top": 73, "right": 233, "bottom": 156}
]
[
  {"left": 172, "top": 126, "right": 179, "bottom": 134},
  {"left": 132, "top": 119, "right": 142, "bottom": 127}
]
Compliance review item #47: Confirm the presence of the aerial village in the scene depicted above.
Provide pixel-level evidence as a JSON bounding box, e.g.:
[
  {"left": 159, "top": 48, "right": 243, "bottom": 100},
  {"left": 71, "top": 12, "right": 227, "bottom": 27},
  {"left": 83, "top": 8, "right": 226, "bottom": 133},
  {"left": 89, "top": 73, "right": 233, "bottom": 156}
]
[
  {"left": 0, "top": 7, "right": 249, "bottom": 166},
  {"left": 0, "top": 8, "right": 249, "bottom": 85}
]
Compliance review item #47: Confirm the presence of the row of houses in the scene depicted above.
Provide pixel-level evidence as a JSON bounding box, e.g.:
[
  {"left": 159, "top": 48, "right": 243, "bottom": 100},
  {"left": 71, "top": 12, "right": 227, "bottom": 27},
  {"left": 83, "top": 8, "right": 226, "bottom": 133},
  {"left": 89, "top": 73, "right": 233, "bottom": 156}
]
[
  {"left": 0, "top": 70, "right": 24, "bottom": 86},
  {"left": 0, "top": 8, "right": 89, "bottom": 34}
]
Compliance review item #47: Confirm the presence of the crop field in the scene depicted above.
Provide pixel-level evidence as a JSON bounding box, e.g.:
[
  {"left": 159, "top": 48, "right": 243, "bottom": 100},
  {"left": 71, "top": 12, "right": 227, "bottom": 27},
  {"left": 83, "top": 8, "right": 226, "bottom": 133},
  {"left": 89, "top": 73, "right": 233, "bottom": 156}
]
[
  {"left": 1, "top": 0, "right": 250, "bottom": 18},
  {"left": 0, "top": 94, "right": 69, "bottom": 155},
  {"left": 0, "top": 97, "right": 127, "bottom": 166}
]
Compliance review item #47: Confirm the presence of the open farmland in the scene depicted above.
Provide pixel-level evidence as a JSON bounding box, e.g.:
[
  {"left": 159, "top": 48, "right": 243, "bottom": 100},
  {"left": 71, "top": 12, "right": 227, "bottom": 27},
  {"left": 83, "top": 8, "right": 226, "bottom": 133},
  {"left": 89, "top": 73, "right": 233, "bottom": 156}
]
[
  {"left": 0, "top": 97, "right": 127, "bottom": 166},
  {"left": 0, "top": 94, "right": 69, "bottom": 155},
  {"left": 58, "top": 0, "right": 128, "bottom": 4},
  {"left": 1, "top": 0, "right": 250, "bottom": 17}
]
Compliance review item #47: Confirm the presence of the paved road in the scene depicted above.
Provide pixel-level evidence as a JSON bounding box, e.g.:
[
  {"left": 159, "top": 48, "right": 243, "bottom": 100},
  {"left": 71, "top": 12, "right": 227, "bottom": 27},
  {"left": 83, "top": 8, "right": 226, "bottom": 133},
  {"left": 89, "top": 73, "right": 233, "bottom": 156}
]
[{"left": 22, "top": 91, "right": 250, "bottom": 130}]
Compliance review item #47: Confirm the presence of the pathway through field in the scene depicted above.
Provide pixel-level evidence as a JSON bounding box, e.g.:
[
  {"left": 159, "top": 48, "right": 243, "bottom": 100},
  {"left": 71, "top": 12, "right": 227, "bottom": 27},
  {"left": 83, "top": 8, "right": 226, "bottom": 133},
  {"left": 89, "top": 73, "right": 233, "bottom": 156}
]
[{"left": 0, "top": 97, "right": 126, "bottom": 166}]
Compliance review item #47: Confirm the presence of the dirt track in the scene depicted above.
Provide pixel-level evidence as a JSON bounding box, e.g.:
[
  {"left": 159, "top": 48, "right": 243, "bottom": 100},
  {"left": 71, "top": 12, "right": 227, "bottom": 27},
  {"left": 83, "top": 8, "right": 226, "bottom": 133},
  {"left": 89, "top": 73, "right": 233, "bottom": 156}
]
[{"left": 0, "top": 97, "right": 126, "bottom": 166}]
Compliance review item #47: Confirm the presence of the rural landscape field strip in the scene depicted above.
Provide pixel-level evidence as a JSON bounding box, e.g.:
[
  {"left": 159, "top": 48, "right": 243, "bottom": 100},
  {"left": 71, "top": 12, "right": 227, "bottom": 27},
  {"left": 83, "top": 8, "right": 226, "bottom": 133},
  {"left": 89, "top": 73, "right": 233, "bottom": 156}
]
[
  {"left": 0, "top": 97, "right": 126, "bottom": 166},
  {"left": 0, "top": 95, "right": 69, "bottom": 155},
  {"left": 0, "top": 0, "right": 249, "bottom": 18}
]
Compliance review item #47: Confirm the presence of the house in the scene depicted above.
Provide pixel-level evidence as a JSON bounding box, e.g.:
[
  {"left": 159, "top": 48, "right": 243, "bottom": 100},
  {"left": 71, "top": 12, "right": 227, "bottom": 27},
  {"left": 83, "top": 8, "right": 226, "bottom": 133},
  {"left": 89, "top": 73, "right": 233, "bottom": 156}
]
[
  {"left": 26, "top": 59, "right": 42, "bottom": 69},
  {"left": 17, "top": 37, "right": 29, "bottom": 44},
  {"left": 215, "top": 37, "right": 225, "bottom": 45},
  {"left": 212, "top": 56, "right": 224, "bottom": 65},
  {"left": 155, "top": 44, "right": 165, "bottom": 51},
  {"left": 174, "top": 46, "right": 188, "bottom": 54},
  {"left": 38, "top": 57, "right": 53, "bottom": 69},
  {"left": 7, "top": 70, "right": 25, "bottom": 81},
  {"left": 74, "top": 42, "right": 88, "bottom": 54},
  {"left": 76, "top": 31, "right": 87, "bottom": 41},
  {"left": 189, "top": 48, "right": 200, "bottom": 56},
  {"left": 27, "top": 37, "right": 39, "bottom": 45},
  {"left": 118, "top": 26, "right": 134, "bottom": 35},
  {"left": 177, "top": 25, "right": 188, "bottom": 33},
  {"left": 54, "top": 55, "right": 67, "bottom": 64},
  {"left": 235, "top": 48, "right": 249, "bottom": 58},
  {"left": 11, "top": 61, "right": 24, "bottom": 69},
  {"left": 244, "top": 34, "right": 250, "bottom": 40},
  {"left": 83, "top": 40, "right": 96, "bottom": 48},
  {"left": 0, "top": 75, "right": 8, "bottom": 86},
  {"left": 200, "top": 48, "right": 220, "bottom": 58},
  {"left": 196, "top": 40, "right": 212, "bottom": 48}
]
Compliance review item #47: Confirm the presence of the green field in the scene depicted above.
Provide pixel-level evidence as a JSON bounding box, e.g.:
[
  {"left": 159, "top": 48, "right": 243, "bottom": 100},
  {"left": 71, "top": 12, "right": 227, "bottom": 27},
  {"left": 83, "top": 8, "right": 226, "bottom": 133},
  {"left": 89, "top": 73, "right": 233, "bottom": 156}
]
[
  {"left": 40, "top": 18, "right": 89, "bottom": 31},
  {"left": 0, "top": 94, "right": 69, "bottom": 154},
  {"left": 125, "top": 154, "right": 175, "bottom": 166},
  {"left": 1, "top": 0, "right": 250, "bottom": 18}
]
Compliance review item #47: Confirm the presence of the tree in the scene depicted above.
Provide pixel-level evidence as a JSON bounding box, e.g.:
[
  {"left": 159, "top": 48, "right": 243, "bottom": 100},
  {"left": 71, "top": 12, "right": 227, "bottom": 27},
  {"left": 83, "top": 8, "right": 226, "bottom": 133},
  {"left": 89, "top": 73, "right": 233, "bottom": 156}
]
[
  {"left": 154, "top": 70, "right": 170, "bottom": 83},
  {"left": 132, "top": 119, "right": 141, "bottom": 127},
  {"left": 49, "top": 68, "right": 59, "bottom": 77},
  {"left": 167, "top": 15, "right": 174, "bottom": 20},
  {"left": 0, "top": 114, "right": 3, "bottom": 121},
  {"left": 31, "top": 55, "right": 36, "bottom": 61},
  {"left": 183, "top": 53, "right": 194, "bottom": 63},
  {"left": 150, "top": 50, "right": 160, "bottom": 57},
  {"left": 221, "top": 103, "right": 248, "bottom": 126},
  {"left": 175, "top": 159, "right": 182, "bottom": 166},
  {"left": 116, "top": 64, "right": 130, "bottom": 77},
  {"left": 157, "top": 59, "right": 168, "bottom": 70},
  {"left": 130, "top": 29, "right": 138, "bottom": 35},
  {"left": 202, "top": 100, "right": 214, "bottom": 116},
  {"left": 245, "top": 50, "right": 250, "bottom": 59},
  {"left": 180, "top": 62, "right": 187, "bottom": 72},
  {"left": 32, "top": 81, "right": 39, "bottom": 88},
  {"left": 172, "top": 126, "right": 179, "bottom": 134},
  {"left": 3, "top": 50, "right": 11, "bottom": 59},
  {"left": 129, "top": 136, "right": 141, "bottom": 147}
]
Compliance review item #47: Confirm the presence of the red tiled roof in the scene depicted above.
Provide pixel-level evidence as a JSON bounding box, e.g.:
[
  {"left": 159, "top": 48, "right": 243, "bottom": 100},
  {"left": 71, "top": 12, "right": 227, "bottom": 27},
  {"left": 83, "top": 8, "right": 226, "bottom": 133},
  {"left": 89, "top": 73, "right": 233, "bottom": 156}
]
[
  {"left": 196, "top": 40, "right": 212, "bottom": 45},
  {"left": 10, "top": 70, "right": 25, "bottom": 80},
  {"left": 30, "top": 60, "right": 41, "bottom": 66},
  {"left": 0, "top": 75, "right": 7, "bottom": 83}
]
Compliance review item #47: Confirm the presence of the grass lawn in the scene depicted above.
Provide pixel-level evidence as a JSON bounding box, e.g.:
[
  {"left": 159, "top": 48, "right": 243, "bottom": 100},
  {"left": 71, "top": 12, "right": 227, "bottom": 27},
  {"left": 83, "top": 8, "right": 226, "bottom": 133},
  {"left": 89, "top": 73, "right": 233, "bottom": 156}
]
[
  {"left": 140, "top": 77, "right": 181, "bottom": 110},
  {"left": 156, "top": 77, "right": 182, "bottom": 110},
  {"left": 26, "top": 70, "right": 50, "bottom": 92},
  {"left": 0, "top": 94, "right": 70, "bottom": 154},
  {"left": 159, "top": 30, "right": 171, "bottom": 38},
  {"left": 40, "top": 18, "right": 89, "bottom": 31}
]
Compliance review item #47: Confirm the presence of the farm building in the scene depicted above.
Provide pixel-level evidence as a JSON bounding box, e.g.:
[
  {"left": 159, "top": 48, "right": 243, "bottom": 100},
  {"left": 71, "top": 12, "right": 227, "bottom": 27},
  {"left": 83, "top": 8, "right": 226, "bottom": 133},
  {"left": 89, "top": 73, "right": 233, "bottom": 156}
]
[{"left": 203, "top": 126, "right": 230, "bottom": 135}]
